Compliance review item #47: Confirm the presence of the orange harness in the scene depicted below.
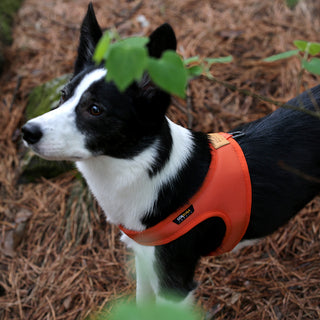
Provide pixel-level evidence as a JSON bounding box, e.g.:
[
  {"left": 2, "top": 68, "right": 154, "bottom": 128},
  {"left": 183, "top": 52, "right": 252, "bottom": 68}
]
[{"left": 119, "top": 133, "right": 252, "bottom": 256}]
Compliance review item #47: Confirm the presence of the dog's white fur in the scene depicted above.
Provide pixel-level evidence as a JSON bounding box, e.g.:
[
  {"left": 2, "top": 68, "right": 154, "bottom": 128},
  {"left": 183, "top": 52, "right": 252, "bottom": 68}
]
[{"left": 123, "top": 236, "right": 158, "bottom": 304}]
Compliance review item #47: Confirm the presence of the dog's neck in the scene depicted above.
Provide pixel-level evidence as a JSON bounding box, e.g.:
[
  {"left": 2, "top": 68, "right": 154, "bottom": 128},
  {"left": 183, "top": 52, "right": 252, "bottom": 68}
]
[{"left": 76, "top": 118, "right": 210, "bottom": 231}]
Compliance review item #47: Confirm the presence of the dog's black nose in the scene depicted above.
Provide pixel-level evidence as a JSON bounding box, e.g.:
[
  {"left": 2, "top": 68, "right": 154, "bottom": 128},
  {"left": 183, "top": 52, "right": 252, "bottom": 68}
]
[{"left": 21, "top": 123, "right": 43, "bottom": 145}]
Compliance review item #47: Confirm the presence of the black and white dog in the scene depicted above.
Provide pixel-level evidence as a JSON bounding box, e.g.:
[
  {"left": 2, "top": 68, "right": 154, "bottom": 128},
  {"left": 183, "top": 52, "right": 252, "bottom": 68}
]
[{"left": 22, "top": 3, "right": 320, "bottom": 305}]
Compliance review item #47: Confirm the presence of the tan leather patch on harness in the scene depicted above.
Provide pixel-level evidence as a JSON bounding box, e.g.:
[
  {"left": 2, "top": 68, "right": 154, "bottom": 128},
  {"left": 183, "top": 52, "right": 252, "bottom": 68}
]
[{"left": 208, "top": 133, "right": 230, "bottom": 149}]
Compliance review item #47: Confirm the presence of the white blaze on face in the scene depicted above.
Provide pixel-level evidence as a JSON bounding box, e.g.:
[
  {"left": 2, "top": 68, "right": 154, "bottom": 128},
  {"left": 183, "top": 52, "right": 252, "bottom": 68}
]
[{"left": 25, "top": 68, "right": 107, "bottom": 161}]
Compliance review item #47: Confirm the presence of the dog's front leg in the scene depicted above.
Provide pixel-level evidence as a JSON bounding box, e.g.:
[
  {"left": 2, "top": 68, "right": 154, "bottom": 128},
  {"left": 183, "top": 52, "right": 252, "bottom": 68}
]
[
  {"left": 136, "top": 247, "right": 195, "bottom": 307},
  {"left": 122, "top": 234, "right": 159, "bottom": 304},
  {"left": 122, "top": 234, "right": 197, "bottom": 306},
  {"left": 134, "top": 246, "right": 158, "bottom": 305}
]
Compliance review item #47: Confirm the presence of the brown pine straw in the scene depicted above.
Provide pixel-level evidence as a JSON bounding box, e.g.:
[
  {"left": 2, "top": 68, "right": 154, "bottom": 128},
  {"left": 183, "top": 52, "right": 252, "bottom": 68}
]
[{"left": 0, "top": 0, "right": 320, "bottom": 319}]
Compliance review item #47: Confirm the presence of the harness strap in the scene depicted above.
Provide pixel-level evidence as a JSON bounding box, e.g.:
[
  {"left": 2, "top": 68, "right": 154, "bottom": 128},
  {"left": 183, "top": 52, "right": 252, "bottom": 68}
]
[{"left": 119, "top": 132, "right": 252, "bottom": 256}]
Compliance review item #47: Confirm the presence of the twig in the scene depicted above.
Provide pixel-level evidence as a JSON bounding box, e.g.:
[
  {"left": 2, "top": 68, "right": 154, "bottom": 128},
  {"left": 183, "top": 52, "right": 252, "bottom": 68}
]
[
  {"left": 9, "top": 76, "right": 22, "bottom": 112},
  {"left": 296, "top": 68, "right": 304, "bottom": 96},
  {"left": 46, "top": 295, "right": 57, "bottom": 320},
  {"left": 171, "top": 86, "right": 193, "bottom": 128},
  {"left": 109, "top": 1, "right": 144, "bottom": 29},
  {"left": 201, "top": 75, "right": 320, "bottom": 119},
  {"left": 171, "top": 97, "right": 187, "bottom": 114}
]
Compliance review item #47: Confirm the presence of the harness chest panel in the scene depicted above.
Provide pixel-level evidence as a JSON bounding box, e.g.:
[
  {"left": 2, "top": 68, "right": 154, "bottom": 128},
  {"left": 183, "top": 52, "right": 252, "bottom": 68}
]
[{"left": 119, "top": 132, "right": 252, "bottom": 256}]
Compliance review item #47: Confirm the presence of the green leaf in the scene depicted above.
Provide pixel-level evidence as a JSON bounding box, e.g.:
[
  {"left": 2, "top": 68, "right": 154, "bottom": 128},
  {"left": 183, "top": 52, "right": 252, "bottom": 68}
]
[
  {"left": 187, "top": 65, "right": 204, "bottom": 78},
  {"left": 263, "top": 49, "right": 299, "bottom": 62},
  {"left": 286, "top": 0, "right": 299, "bottom": 9},
  {"left": 302, "top": 58, "right": 320, "bottom": 75},
  {"left": 109, "top": 301, "right": 200, "bottom": 320},
  {"left": 105, "top": 44, "right": 148, "bottom": 91},
  {"left": 93, "top": 32, "right": 111, "bottom": 63},
  {"left": 147, "top": 51, "right": 188, "bottom": 98},
  {"left": 183, "top": 56, "right": 201, "bottom": 65},
  {"left": 118, "top": 36, "right": 149, "bottom": 48},
  {"left": 205, "top": 55, "right": 233, "bottom": 65},
  {"left": 103, "top": 36, "right": 149, "bottom": 62},
  {"left": 294, "top": 40, "right": 320, "bottom": 56},
  {"left": 308, "top": 42, "right": 320, "bottom": 56},
  {"left": 293, "top": 40, "right": 308, "bottom": 52}
]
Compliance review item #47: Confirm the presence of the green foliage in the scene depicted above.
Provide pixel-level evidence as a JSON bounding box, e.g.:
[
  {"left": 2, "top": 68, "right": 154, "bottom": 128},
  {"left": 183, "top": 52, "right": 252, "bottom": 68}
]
[
  {"left": 105, "top": 39, "right": 149, "bottom": 92},
  {"left": 294, "top": 40, "right": 320, "bottom": 56},
  {"left": 0, "top": 0, "right": 24, "bottom": 73},
  {"left": 26, "top": 74, "right": 71, "bottom": 120},
  {"left": 286, "top": 0, "right": 300, "bottom": 9},
  {"left": 93, "top": 32, "right": 111, "bottom": 63},
  {"left": 96, "top": 300, "right": 201, "bottom": 320},
  {"left": 0, "top": 0, "right": 24, "bottom": 44},
  {"left": 204, "top": 56, "right": 233, "bottom": 64},
  {"left": 263, "top": 49, "right": 299, "bottom": 62},
  {"left": 93, "top": 31, "right": 233, "bottom": 98},
  {"left": 302, "top": 58, "right": 320, "bottom": 75},
  {"left": 264, "top": 40, "right": 320, "bottom": 77},
  {"left": 185, "top": 55, "right": 233, "bottom": 79},
  {"left": 147, "top": 51, "right": 187, "bottom": 98}
]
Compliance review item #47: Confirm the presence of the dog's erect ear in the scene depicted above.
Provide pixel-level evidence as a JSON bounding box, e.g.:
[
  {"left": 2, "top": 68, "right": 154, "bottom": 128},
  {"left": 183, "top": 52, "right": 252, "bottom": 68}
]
[
  {"left": 74, "top": 3, "right": 102, "bottom": 75},
  {"left": 128, "top": 24, "right": 176, "bottom": 125},
  {"left": 147, "top": 23, "right": 177, "bottom": 58}
]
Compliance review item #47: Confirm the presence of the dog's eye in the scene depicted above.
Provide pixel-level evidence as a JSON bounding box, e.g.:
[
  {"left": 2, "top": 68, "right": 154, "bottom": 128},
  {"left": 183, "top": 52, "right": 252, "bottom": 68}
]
[
  {"left": 60, "top": 90, "right": 67, "bottom": 104},
  {"left": 89, "top": 105, "right": 102, "bottom": 116}
]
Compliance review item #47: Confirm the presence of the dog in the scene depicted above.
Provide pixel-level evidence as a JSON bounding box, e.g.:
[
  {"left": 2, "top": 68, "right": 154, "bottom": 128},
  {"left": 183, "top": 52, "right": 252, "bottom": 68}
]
[{"left": 22, "top": 3, "right": 320, "bottom": 306}]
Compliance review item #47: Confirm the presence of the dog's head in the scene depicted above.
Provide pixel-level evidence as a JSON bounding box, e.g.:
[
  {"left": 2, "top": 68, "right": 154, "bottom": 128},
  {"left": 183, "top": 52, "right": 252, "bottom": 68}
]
[{"left": 22, "top": 3, "right": 176, "bottom": 161}]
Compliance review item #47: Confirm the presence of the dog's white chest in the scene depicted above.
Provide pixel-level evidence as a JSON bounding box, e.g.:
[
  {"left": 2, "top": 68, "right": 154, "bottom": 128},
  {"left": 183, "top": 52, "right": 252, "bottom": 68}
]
[{"left": 76, "top": 153, "right": 157, "bottom": 231}]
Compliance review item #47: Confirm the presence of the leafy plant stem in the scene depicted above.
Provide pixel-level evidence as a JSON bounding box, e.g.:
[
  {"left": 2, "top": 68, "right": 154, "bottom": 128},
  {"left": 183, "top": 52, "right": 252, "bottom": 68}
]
[
  {"left": 296, "top": 67, "right": 304, "bottom": 96},
  {"left": 201, "top": 75, "right": 320, "bottom": 119},
  {"left": 296, "top": 49, "right": 309, "bottom": 95}
]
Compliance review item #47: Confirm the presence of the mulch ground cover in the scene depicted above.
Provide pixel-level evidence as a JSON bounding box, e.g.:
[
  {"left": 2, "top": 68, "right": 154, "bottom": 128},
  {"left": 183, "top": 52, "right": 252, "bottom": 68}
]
[{"left": 0, "top": 0, "right": 320, "bottom": 319}]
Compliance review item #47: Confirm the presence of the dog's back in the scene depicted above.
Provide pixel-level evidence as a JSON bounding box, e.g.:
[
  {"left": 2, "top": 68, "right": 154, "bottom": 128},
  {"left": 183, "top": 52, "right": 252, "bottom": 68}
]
[{"left": 238, "top": 85, "right": 320, "bottom": 238}]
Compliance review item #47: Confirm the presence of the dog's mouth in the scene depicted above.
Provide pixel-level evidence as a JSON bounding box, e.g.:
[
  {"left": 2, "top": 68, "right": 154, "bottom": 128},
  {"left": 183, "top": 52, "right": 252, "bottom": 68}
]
[
  {"left": 22, "top": 129, "right": 91, "bottom": 162},
  {"left": 23, "top": 141, "right": 82, "bottom": 162}
]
